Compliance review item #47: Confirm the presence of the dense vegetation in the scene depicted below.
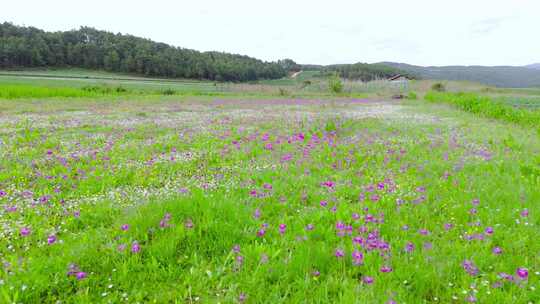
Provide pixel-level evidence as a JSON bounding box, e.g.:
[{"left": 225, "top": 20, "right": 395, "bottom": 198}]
[
  {"left": 0, "top": 22, "right": 288, "bottom": 82},
  {"left": 425, "top": 91, "right": 540, "bottom": 131},
  {"left": 383, "top": 62, "right": 540, "bottom": 88}
]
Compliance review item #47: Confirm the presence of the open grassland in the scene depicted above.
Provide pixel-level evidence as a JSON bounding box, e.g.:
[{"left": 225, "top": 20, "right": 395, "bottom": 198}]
[
  {"left": 0, "top": 81, "right": 539, "bottom": 303},
  {"left": 0, "top": 75, "right": 225, "bottom": 97},
  {"left": 4, "top": 68, "right": 540, "bottom": 101},
  {"left": 0, "top": 68, "right": 142, "bottom": 79}
]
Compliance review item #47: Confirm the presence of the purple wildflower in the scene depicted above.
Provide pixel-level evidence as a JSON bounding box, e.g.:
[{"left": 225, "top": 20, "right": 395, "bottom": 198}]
[
  {"left": 281, "top": 153, "right": 292, "bottom": 162},
  {"left": 67, "top": 263, "right": 79, "bottom": 276},
  {"left": 353, "top": 236, "right": 364, "bottom": 246},
  {"left": 120, "top": 224, "right": 129, "bottom": 231},
  {"left": 76, "top": 272, "right": 87, "bottom": 280},
  {"left": 20, "top": 227, "right": 31, "bottom": 237},
  {"left": 498, "top": 272, "right": 514, "bottom": 282},
  {"left": 370, "top": 194, "right": 380, "bottom": 202},
  {"left": 5, "top": 205, "right": 16, "bottom": 213},
  {"left": 235, "top": 255, "right": 244, "bottom": 266},
  {"left": 279, "top": 224, "right": 286, "bottom": 235},
  {"left": 516, "top": 267, "right": 528, "bottom": 280},
  {"left": 335, "top": 249, "right": 345, "bottom": 258},
  {"left": 362, "top": 276, "right": 374, "bottom": 285},
  {"left": 405, "top": 242, "right": 415, "bottom": 253},
  {"left": 492, "top": 247, "right": 503, "bottom": 255},
  {"left": 131, "top": 241, "right": 141, "bottom": 253},
  {"left": 321, "top": 181, "right": 335, "bottom": 188},
  {"left": 253, "top": 208, "right": 261, "bottom": 219},
  {"left": 47, "top": 234, "right": 57, "bottom": 245},
  {"left": 380, "top": 265, "right": 393, "bottom": 273},
  {"left": 352, "top": 250, "right": 364, "bottom": 265},
  {"left": 463, "top": 260, "right": 479, "bottom": 276},
  {"left": 418, "top": 229, "right": 429, "bottom": 236}
]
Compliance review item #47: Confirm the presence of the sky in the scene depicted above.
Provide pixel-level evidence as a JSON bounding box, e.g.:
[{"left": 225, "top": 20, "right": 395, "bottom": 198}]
[{"left": 2, "top": 0, "right": 539, "bottom": 66}]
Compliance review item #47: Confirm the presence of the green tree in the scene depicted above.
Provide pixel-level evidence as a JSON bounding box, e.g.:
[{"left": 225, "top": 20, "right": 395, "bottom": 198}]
[{"left": 329, "top": 73, "right": 343, "bottom": 94}]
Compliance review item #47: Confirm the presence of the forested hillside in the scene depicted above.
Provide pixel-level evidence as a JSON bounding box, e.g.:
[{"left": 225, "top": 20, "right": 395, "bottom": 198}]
[
  {"left": 0, "top": 23, "right": 287, "bottom": 81},
  {"left": 300, "top": 63, "right": 416, "bottom": 82},
  {"left": 321, "top": 63, "right": 417, "bottom": 81}
]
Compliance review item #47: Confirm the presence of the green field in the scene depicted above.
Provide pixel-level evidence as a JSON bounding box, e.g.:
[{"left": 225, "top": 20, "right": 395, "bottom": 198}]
[{"left": 0, "top": 70, "right": 539, "bottom": 303}]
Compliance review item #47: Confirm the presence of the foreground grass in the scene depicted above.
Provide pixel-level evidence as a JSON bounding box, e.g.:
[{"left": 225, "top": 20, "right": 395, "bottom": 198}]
[
  {"left": 0, "top": 97, "right": 539, "bottom": 303},
  {"left": 425, "top": 91, "right": 540, "bottom": 132}
]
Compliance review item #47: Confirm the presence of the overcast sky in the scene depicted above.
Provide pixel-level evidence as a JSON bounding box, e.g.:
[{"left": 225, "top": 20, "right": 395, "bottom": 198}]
[{"left": 2, "top": 0, "right": 539, "bottom": 66}]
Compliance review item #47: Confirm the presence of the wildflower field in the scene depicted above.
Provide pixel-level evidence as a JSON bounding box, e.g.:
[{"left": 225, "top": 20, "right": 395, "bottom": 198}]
[{"left": 0, "top": 88, "right": 539, "bottom": 303}]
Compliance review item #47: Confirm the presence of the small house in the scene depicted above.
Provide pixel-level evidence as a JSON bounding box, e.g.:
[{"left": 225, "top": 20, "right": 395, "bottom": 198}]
[
  {"left": 388, "top": 74, "right": 409, "bottom": 83},
  {"left": 387, "top": 74, "right": 410, "bottom": 91}
]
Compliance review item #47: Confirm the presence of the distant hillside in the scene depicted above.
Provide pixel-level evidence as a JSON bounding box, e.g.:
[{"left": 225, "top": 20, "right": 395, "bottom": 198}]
[
  {"left": 0, "top": 22, "right": 287, "bottom": 82},
  {"left": 381, "top": 62, "right": 540, "bottom": 88},
  {"left": 300, "top": 63, "right": 415, "bottom": 82},
  {"left": 525, "top": 63, "right": 540, "bottom": 70}
]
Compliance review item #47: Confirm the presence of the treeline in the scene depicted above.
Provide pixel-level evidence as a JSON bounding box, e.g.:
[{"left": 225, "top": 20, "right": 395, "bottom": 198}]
[
  {"left": 321, "top": 63, "right": 417, "bottom": 81},
  {"left": 0, "top": 22, "right": 290, "bottom": 82}
]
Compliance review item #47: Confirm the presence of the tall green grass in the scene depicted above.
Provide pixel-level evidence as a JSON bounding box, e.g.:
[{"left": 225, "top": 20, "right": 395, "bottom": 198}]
[
  {"left": 425, "top": 91, "right": 540, "bottom": 129},
  {"left": 0, "top": 84, "right": 126, "bottom": 99}
]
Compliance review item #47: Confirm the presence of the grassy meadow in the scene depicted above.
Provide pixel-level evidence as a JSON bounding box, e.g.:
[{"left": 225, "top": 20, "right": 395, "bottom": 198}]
[{"left": 0, "top": 70, "right": 539, "bottom": 303}]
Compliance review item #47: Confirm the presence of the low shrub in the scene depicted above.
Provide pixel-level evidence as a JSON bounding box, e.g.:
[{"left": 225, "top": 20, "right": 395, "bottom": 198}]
[
  {"left": 328, "top": 73, "right": 343, "bottom": 94},
  {"left": 162, "top": 88, "right": 176, "bottom": 95},
  {"left": 431, "top": 83, "right": 446, "bottom": 92}
]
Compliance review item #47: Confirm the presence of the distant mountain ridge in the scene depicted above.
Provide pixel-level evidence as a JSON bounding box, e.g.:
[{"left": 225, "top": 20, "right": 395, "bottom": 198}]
[
  {"left": 525, "top": 63, "right": 540, "bottom": 70},
  {"left": 381, "top": 62, "right": 540, "bottom": 88}
]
